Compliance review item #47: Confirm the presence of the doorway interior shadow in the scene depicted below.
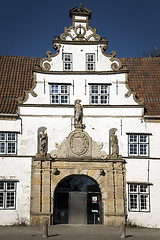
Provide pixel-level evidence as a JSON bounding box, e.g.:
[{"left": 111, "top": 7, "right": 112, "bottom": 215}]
[{"left": 53, "top": 175, "right": 102, "bottom": 225}]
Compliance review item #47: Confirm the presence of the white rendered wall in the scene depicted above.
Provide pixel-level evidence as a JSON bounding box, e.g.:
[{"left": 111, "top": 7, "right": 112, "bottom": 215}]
[
  {"left": 25, "top": 72, "right": 138, "bottom": 106},
  {"left": 42, "top": 44, "right": 121, "bottom": 72},
  {"left": 0, "top": 157, "right": 31, "bottom": 225},
  {"left": 126, "top": 159, "right": 160, "bottom": 228}
]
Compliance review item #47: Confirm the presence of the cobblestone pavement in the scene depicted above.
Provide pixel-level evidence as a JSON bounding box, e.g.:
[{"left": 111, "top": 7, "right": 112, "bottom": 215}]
[{"left": 0, "top": 225, "right": 160, "bottom": 240}]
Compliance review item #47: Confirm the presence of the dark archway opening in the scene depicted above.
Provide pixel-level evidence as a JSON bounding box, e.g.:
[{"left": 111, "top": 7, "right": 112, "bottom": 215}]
[{"left": 53, "top": 175, "right": 102, "bottom": 224}]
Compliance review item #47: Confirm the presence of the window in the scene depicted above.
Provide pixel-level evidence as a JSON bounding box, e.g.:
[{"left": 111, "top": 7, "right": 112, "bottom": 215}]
[
  {"left": 128, "top": 183, "right": 150, "bottom": 212},
  {"left": 0, "top": 133, "right": 17, "bottom": 155},
  {"left": 89, "top": 84, "right": 110, "bottom": 104},
  {"left": 86, "top": 53, "right": 95, "bottom": 71},
  {"left": 63, "top": 53, "right": 72, "bottom": 71},
  {"left": 0, "top": 181, "right": 17, "bottom": 209},
  {"left": 128, "top": 134, "right": 149, "bottom": 156},
  {"left": 50, "top": 84, "right": 70, "bottom": 104}
]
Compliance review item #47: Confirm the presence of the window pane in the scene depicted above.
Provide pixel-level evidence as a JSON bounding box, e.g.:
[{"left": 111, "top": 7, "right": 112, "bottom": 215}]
[
  {"left": 91, "top": 85, "right": 98, "bottom": 94},
  {"left": 100, "top": 95, "right": 108, "bottom": 104},
  {"left": 87, "top": 63, "right": 94, "bottom": 70},
  {"left": 140, "top": 194, "right": 148, "bottom": 210},
  {"left": 129, "top": 144, "right": 137, "bottom": 155},
  {"left": 0, "top": 192, "right": 4, "bottom": 208},
  {"left": 129, "top": 184, "right": 138, "bottom": 192},
  {"left": 0, "top": 133, "right": 5, "bottom": 141},
  {"left": 0, "top": 142, "right": 5, "bottom": 154},
  {"left": 52, "top": 85, "right": 59, "bottom": 94},
  {"left": 8, "top": 133, "right": 16, "bottom": 141},
  {"left": 64, "top": 54, "right": 71, "bottom": 62},
  {"left": 0, "top": 182, "right": 4, "bottom": 190},
  {"left": 140, "top": 185, "right": 148, "bottom": 193},
  {"left": 7, "top": 182, "right": 15, "bottom": 191},
  {"left": 61, "top": 85, "right": 68, "bottom": 94},
  {"left": 139, "top": 135, "right": 148, "bottom": 143},
  {"left": 6, "top": 192, "right": 15, "bottom": 208},
  {"left": 87, "top": 54, "right": 94, "bottom": 62},
  {"left": 7, "top": 142, "right": 16, "bottom": 154},
  {"left": 61, "top": 96, "right": 68, "bottom": 104},
  {"left": 91, "top": 96, "right": 98, "bottom": 104},
  {"left": 129, "top": 135, "right": 137, "bottom": 143},
  {"left": 64, "top": 63, "right": 71, "bottom": 70},
  {"left": 130, "top": 194, "right": 138, "bottom": 210},
  {"left": 52, "top": 95, "right": 59, "bottom": 103},
  {"left": 100, "top": 85, "right": 108, "bottom": 94},
  {"left": 139, "top": 144, "right": 147, "bottom": 155}
]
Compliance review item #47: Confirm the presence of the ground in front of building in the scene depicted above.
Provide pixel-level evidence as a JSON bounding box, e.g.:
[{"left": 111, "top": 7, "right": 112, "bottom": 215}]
[{"left": 0, "top": 225, "right": 160, "bottom": 240}]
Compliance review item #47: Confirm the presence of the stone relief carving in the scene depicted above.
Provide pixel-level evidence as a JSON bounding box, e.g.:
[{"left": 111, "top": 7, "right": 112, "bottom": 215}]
[
  {"left": 92, "top": 141, "right": 107, "bottom": 159},
  {"left": 50, "top": 140, "right": 67, "bottom": 159},
  {"left": 70, "top": 131, "right": 89, "bottom": 156},
  {"left": 50, "top": 130, "right": 107, "bottom": 160}
]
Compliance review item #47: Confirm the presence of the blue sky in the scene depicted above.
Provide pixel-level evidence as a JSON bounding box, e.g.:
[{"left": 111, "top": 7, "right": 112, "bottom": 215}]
[{"left": 0, "top": 0, "right": 160, "bottom": 58}]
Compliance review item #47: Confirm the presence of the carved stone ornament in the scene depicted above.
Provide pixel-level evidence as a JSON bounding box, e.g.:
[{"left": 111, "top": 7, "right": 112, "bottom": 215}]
[
  {"left": 70, "top": 131, "right": 89, "bottom": 156},
  {"left": 60, "top": 25, "right": 101, "bottom": 42},
  {"left": 38, "top": 44, "right": 61, "bottom": 71},
  {"left": 50, "top": 130, "right": 107, "bottom": 160}
]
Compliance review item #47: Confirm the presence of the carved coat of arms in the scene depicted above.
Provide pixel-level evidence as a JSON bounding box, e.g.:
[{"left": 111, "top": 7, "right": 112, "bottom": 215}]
[{"left": 70, "top": 132, "right": 89, "bottom": 156}]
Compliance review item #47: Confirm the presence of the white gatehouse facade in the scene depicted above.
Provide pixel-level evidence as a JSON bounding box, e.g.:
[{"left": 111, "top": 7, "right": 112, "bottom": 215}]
[{"left": 0, "top": 4, "right": 160, "bottom": 228}]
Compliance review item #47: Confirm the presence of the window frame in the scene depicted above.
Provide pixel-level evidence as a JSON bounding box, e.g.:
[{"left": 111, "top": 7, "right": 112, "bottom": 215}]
[
  {"left": 128, "top": 183, "right": 150, "bottom": 212},
  {"left": 86, "top": 53, "right": 95, "bottom": 71},
  {"left": 128, "top": 134, "right": 150, "bottom": 157},
  {"left": 63, "top": 53, "right": 72, "bottom": 71},
  {"left": 0, "top": 132, "right": 17, "bottom": 155},
  {"left": 89, "top": 84, "right": 110, "bottom": 105},
  {"left": 0, "top": 181, "right": 17, "bottom": 210},
  {"left": 49, "top": 83, "right": 70, "bottom": 104}
]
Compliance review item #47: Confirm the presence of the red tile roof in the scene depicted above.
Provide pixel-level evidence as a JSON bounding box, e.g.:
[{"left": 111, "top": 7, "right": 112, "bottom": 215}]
[
  {"left": 0, "top": 55, "right": 160, "bottom": 116},
  {"left": 121, "top": 57, "right": 160, "bottom": 115},
  {"left": 0, "top": 55, "right": 41, "bottom": 114}
]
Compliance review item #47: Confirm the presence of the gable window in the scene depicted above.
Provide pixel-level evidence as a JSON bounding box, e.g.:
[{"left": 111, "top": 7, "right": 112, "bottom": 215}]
[
  {"left": 50, "top": 84, "right": 70, "bottom": 104},
  {"left": 86, "top": 53, "right": 95, "bottom": 71},
  {"left": 0, "top": 181, "right": 17, "bottom": 209},
  {"left": 128, "top": 183, "right": 150, "bottom": 212},
  {"left": 128, "top": 134, "right": 149, "bottom": 157},
  {"left": 63, "top": 53, "right": 72, "bottom": 71},
  {"left": 0, "top": 133, "right": 17, "bottom": 155},
  {"left": 89, "top": 84, "right": 110, "bottom": 104}
]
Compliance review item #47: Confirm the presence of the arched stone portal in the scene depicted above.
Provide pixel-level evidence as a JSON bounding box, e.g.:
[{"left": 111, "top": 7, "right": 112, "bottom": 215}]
[
  {"left": 54, "top": 175, "right": 102, "bottom": 224},
  {"left": 30, "top": 124, "right": 126, "bottom": 226}
]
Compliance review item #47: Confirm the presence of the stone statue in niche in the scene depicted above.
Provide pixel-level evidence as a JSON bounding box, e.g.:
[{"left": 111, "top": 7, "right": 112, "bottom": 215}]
[
  {"left": 110, "top": 130, "right": 119, "bottom": 158},
  {"left": 39, "top": 129, "right": 47, "bottom": 156},
  {"left": 74, "top": 99, "right": 83, "bottom": 125}
]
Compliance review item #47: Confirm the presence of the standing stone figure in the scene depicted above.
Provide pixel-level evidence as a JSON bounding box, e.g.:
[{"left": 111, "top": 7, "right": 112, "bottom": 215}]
[
  {"left": 74, "top": 99, "right": 83, "bottom": 125},
  {"left": 110, "top": 130, "right": 119, "bottom": 157},
  {"left": 40, "top": 129, "right": 47, "bottom": 156}
]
